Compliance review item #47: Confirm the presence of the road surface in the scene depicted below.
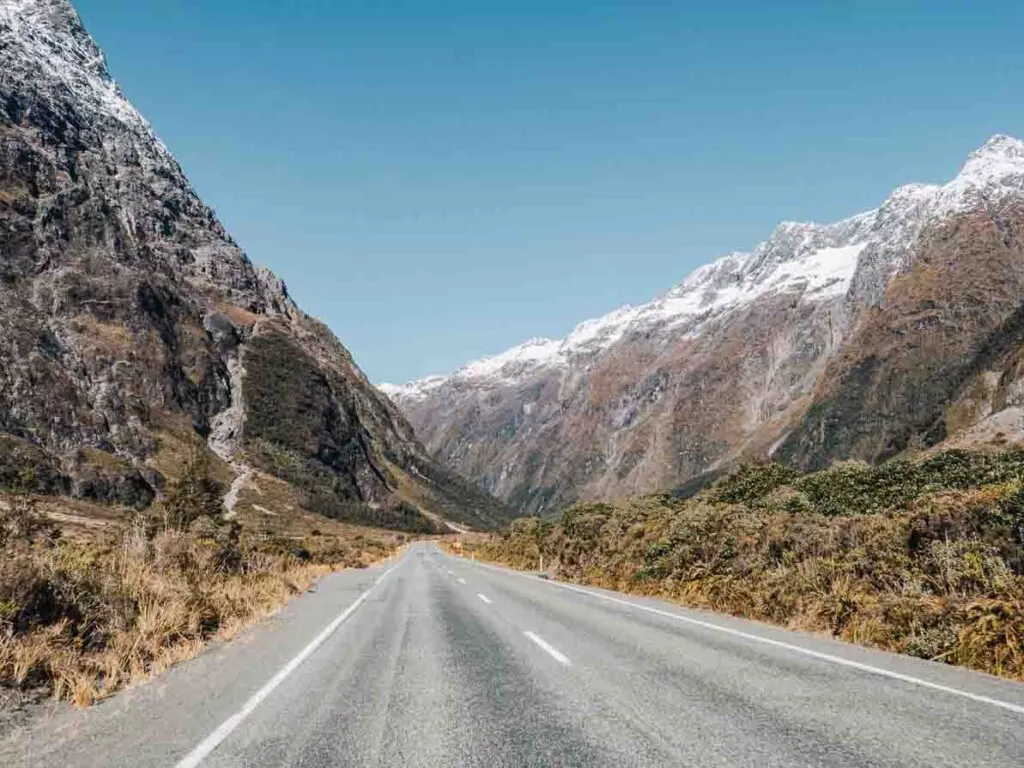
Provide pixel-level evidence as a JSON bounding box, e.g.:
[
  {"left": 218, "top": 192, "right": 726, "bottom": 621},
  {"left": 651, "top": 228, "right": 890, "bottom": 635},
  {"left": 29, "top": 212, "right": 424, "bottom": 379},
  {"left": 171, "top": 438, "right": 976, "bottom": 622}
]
[{"left": 3, "top": 541, "right": 1022, "bottom": 767}]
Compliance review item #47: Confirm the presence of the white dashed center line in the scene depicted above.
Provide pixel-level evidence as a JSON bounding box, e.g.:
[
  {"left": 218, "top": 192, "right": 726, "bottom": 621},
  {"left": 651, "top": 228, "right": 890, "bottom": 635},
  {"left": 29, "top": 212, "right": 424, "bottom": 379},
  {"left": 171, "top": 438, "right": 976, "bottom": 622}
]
[
  {"left": 457, "top": 577, "right": 466, "bottom": 585},
  {"left": 477, "top": 593, "right": 492, "bottom": 604},
  {"left": 524, "top": 631, "right": 571, "bottom": 666}
]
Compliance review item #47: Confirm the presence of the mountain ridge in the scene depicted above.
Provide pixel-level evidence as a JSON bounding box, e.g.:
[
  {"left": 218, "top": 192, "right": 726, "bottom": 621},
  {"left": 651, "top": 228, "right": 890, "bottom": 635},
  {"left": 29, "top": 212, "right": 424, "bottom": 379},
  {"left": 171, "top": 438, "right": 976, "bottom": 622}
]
[
  {"left": 385, "top": 133, "right": 1024, "bottom": 402},
  {"left": 384, "top": 133, "right": 1024, "bottom": 515}
]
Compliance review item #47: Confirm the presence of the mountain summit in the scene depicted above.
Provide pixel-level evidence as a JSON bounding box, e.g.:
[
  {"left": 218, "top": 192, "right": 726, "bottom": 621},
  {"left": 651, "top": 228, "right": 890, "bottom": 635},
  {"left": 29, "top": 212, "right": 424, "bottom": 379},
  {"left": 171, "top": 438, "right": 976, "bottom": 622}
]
[
  {"left": 385, "top": 134, "right": 1024, "bottom": 515},
  {"left": 0, "top": 0, "right": 510, "bottom": 530}
]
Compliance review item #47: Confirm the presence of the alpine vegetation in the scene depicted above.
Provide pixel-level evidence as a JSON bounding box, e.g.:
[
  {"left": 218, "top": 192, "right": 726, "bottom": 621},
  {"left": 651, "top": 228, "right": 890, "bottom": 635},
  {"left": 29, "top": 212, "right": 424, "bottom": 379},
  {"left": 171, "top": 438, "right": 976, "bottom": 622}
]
[{"left": 472, "top": 450, "right": 1024, "bottom": 680}]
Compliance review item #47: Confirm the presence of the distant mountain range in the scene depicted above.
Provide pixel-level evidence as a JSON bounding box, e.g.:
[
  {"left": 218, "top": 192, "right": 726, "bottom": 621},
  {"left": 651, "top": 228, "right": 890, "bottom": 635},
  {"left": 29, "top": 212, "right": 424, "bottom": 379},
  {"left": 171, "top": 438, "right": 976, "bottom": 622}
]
[
  {"left": 383, "top": 133, "right": 1024, "bottom": 515},
  {"left": 0, "top": 0, "right": 511, "bottom": 531}
]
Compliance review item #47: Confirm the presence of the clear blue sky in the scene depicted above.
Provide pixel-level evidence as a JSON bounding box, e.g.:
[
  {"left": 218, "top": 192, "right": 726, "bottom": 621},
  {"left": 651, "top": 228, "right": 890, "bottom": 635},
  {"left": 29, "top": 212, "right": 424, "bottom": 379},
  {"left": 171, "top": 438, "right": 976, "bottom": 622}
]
[{"left": 76, "top": 0, "right": 1024, "bottom": 383}]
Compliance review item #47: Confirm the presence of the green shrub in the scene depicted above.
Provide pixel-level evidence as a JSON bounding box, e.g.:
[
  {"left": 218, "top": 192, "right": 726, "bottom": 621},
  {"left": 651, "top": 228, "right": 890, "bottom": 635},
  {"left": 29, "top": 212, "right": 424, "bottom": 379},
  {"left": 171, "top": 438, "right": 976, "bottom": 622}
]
[
  {"left": 163, "top": 448, "right": 224, "bottom": 530},
  {"left": 308, "top": 494, "right": 441, "bottom": 534},
  {"left": 711, "top": 463, "right": 800, "bottom": 504},
  {"left": 476, "top": 448, "right": 1024, "bottom": 680}
]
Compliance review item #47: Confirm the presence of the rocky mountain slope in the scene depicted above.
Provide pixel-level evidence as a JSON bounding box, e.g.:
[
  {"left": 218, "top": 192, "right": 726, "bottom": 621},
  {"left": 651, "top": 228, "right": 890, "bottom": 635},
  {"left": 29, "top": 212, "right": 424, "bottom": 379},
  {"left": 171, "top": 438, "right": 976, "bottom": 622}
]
[
  {"left": 383, "top": 134, "right": 1024, "bottom": 516},
  {"left": 0, "top": 0, "right": 510, "bottom": 531}
]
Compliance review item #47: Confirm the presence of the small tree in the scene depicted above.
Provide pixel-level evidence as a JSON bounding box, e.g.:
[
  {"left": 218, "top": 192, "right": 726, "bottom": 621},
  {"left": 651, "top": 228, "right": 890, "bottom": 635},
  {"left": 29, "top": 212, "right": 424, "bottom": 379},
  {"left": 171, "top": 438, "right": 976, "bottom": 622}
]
[{"left": 164, "top": 447, "right": 224, "bottom": 531}]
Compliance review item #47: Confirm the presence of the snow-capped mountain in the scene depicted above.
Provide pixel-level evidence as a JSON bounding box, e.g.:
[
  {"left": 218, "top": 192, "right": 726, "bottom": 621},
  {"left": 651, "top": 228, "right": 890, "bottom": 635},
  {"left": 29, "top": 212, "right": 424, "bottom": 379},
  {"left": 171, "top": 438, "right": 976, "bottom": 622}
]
[
  {"left": 382, "top": 217, "right": 873, "bottom": 401},
  {"left": 390, "top": 133, "right": 1024, "bottom": 400},
  {"left": 385, "top": 134, "right": 1024, "bottom": 515}
]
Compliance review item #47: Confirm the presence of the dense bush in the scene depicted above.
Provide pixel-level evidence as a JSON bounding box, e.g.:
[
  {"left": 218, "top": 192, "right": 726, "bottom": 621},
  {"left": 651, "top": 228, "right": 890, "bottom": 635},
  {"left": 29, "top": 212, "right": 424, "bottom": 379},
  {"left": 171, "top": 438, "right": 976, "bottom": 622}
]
[
  {"left": 710, "top": 463, "right": 800, "bottom": 504},
  {"left": 709, "top": 450, "right": 1024, "bottom": 517},
  {"left": 477, "top": 449, "right": 1024, "bottom": 680},
  {"left": 163, "top": 448, "right": 224, "bottom": 530},
  {"left": 308, "top": 494, "right": 442, "bottom": 534},
  {"left": 0, "top": 439, "right": 71, "bottom": 496}
]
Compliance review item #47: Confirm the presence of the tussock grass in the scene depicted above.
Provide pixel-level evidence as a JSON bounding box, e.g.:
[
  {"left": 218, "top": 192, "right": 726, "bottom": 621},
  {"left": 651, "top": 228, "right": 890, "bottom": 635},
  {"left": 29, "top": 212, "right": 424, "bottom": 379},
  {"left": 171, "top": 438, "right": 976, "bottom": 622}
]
[
  {"left": 472, "top": 450, "right": 1024, "bottom": 680},
  {"left": 0, "top": 493, "right": 393, "bottom": 707}
]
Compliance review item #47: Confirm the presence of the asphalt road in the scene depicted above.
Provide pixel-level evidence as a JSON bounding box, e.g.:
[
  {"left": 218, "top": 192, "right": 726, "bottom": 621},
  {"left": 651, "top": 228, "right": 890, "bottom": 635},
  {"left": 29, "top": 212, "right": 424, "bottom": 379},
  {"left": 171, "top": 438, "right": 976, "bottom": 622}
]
[{"left": 3, "top": 541, "right": 1023, "bottom": 767}]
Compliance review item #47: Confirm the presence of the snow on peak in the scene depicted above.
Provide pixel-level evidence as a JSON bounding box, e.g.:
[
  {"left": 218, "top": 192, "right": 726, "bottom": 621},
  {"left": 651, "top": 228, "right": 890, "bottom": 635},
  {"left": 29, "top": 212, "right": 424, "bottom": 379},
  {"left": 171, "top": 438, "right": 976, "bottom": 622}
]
[
  {"left": 954, "top": 134, "right": 1024, "bottom": 188},
  {"left": 379, "top": 339, "right": 565, "bottom": 399},
  {"left": 386, "top": 219, "right": 871, "bottom": 397},
  {"left": 871, "top": 134, "right": 1024, "bottom": 230},
  {"left": 379, "top": 376, "right": 447, "bottom": 403},
  {"left": 0, "top": 0, "right": 167, "bottom": 150},
  {"left": 967, "top": 134, "right": 1024, "bottom": 163},
  {"left": 647, "top": 212, "right": 872, "bottom": 326},
  {"left": 886, "top": 182, "right": 941, "bottom": 201},
  {"left": 563, "top": 305, "right": 642, "bottom": 353},
  {"left": 458, "top": 337, "right": 563, "bottom": 380}
]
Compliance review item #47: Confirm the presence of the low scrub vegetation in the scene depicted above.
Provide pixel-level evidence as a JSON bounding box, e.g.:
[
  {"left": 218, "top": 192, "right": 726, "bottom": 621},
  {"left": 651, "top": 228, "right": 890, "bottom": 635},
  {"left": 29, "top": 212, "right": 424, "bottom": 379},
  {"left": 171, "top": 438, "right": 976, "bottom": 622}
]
[
  {"left": 0, "top": 454, "right": 395, "bottom": 708},
  {"left": 246, "top": 439, "right": 442, "bottom": 533},
  {"left": 475, "top": 450, "right": 1024, "bottom": 679}
]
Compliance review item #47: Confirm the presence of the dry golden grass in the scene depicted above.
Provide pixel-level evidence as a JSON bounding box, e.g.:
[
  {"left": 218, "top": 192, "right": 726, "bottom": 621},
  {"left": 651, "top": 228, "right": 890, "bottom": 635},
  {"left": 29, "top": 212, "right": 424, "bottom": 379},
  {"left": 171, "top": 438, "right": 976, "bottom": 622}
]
[
  {"left": 0, "top": 496, "right": 395, "bottom": 707},
  {"left": 218, "top": 303, "right": 262, "bottom": 328},
  {"left": 67, "top": 314, "right": 135, "bottom": 351}
]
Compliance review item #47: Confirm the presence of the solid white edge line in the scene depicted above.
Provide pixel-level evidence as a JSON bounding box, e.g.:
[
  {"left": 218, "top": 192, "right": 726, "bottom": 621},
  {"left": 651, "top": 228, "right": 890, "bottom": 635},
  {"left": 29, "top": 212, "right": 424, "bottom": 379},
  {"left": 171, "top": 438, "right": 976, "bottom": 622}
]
[
  {"left": 524, "top": 630, "right": 571, "bottom": 666},
  {"left": 468, "top": 558, "right": 1024, "bottom": 716},
  {"left": 477, "top": 593, "right": 492, "bottom": 604},
  {"left": 173, "top": 561, "right": 400, "bottom": 768}
]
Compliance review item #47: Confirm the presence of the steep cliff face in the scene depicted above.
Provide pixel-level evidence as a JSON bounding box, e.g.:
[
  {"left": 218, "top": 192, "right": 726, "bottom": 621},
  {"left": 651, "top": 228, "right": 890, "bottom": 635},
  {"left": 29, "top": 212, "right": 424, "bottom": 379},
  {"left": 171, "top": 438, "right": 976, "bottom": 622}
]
[
  {"left": 0, "top": 0, "right": 510, "bottom": 530},
  {"left": 779, "top": 166, "right": 1024, "bottom": 467},
  {"left": 384, "top": 135, "right": 1024, "bottom": 516}
]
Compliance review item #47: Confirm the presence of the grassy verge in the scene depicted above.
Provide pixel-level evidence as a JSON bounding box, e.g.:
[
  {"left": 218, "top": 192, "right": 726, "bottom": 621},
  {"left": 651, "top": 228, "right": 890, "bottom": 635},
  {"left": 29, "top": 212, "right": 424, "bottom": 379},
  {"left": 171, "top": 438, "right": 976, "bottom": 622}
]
[
  {"left": 467, "top": 450, "right": 1024, "bottom": 680},
  {"left": 0, "top": 492, "right": 396, "bottom": 708}
]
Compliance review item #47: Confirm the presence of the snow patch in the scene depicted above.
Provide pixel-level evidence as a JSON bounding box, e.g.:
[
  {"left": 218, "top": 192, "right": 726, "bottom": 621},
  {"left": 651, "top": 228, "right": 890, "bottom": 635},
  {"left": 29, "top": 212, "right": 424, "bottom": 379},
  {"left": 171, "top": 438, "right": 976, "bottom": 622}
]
[
  {"left": 379, "top": 375, "right": 447, "bottom": 402},
  {"left": 459, "top": 337, "right": 564, "bottom": 379}
]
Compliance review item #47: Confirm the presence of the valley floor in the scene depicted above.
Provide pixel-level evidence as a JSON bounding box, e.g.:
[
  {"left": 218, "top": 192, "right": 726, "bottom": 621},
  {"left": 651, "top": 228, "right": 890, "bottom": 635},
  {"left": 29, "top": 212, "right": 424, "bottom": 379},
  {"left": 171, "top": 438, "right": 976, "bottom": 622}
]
[{"left": 4, "top": 542, "right": 1022, "bottom": 767}]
